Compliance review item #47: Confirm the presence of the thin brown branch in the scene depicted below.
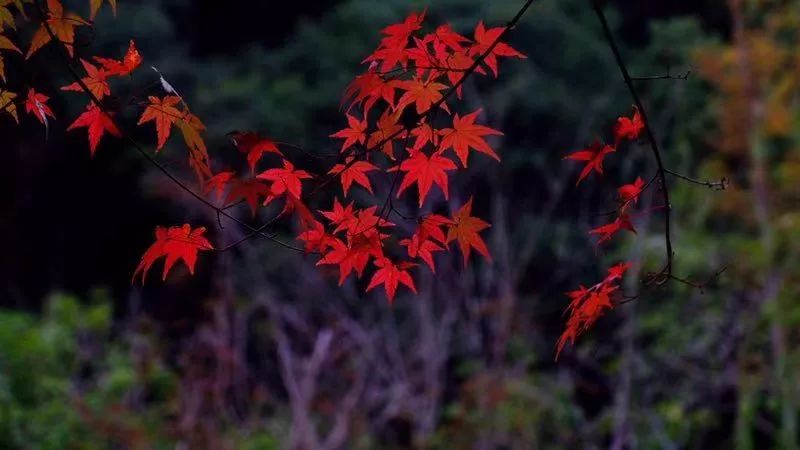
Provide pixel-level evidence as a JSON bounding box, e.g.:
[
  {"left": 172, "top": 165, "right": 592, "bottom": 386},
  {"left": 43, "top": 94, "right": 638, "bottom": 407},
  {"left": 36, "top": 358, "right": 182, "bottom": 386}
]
[{"left": 592, "top": 1, "right": 674, "bottom": 274}]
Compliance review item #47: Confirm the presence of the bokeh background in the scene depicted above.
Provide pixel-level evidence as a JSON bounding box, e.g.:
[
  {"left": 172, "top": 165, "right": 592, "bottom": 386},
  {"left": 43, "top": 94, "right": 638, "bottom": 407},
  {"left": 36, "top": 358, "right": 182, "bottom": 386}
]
[{"left": 2, "top": 0, "right": 799, "bottom": 448}]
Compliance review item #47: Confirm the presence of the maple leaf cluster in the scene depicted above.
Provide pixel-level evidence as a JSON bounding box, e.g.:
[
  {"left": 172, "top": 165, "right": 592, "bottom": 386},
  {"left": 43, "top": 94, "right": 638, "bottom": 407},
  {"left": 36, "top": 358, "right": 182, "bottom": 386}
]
[
  {"left": 556, "top": 262, "right": 630, "bottom": 360},
  {"left": 558, "top": 107, "right": 648, "bottom": 357},
  {"left": 193, "top": 11, "right": 522, "bottom": 302},
  {"left": 3, "top": 2, "right": 524, "bottom": 303}
]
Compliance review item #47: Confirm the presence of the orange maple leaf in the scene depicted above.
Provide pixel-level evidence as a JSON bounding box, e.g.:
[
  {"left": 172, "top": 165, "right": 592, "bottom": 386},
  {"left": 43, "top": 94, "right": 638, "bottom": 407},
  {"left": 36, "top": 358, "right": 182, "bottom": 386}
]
[
  {"left": 61, "top": 59, "right": 110, "bottom": 100},
  {"left": 138, "top": 95, "right": 183, "bottom": 150},
  {"left": 438, "top": 109, "right": 502, "bottom": 167},
  {"left": 27, "top": 0, "right": 89, "bottom": 59},
  {"left": 446, "top": 197, "right": 491, "bottom": 265}
]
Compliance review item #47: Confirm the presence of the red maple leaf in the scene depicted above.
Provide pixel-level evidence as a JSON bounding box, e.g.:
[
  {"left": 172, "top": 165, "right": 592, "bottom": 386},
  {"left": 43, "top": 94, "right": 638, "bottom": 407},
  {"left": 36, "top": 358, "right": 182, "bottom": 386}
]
[
  {"left": 556, "top": 263, "right": 630, "bottom": 359},
  {"left": 204, "top": 171, "right": 235, "bottom": 200},
  {"left": 330, "top": 114, "right": 367, "bottom": 153},
  {"left": 564, "top": 141, "right": 616, "bottom": 185},
  {"left": 363, "top": 43, "right": 409, "bottom": 73},
  {"left": 400, "top": 236, "right": 444, "bottom": 273},
  {"left": 342, "top": 72, "right": 398, "bottom": 113},
  {"left": 329, "top": 158, "right": 378, "bottom": 196},
  {"left": 297, "top": 220, "right": 335, "bottom": 253},
  {"left": 317, "top": 231, "right": 386, "bottom": 285},
  {"left": 228, "top": 131, "right": 283, "bottom": 172},
  {"left": 347, "top": 206, "right": 395, "bottom": 237},
  {"left": 589, "top": 214, "right": 636, "bottom": 246},
  {"left": 320, "top": 198, "right": 358, "bottom": 234},
  {"left": 257, "top": 159, "right": 312, "bottom": 205},
  {"left": 377, "top": 10, "right": 425, "bottom": 51},
  {"left": 61, "top": 59, "right": 110, "bottom": 100},
  {"left": 94, "top": 39, "right": 142, "bottom": 77},
  {"left": 394, "top": 150, "right": 457, "bottom": 207},
  {"left": 67, "top": 103, "right": 121, "bottom": 156},
  {"left": 133, "top": 224, "right": 213, "bottom": 283},
  {"left": 617, "top": 176, "right": 645, "bottom": 209},
  {"left": 438, "top": 109, "right": 502, "bottom": 167},
  {"left": 556, "top": 283, "right": 617, "bottom": 359},
  {"left": 416, "top": 214, "right": 454, "bottom": 245},
  {"left": 226, "top": 178, "right": 272, "bottom": 216},
  {"left": 428, "top": 24, "right": 469, "bottom": 61},
  {"left": 446, "top": 197, "right": 491, "bottom": 265},
  {"left": 614, "top": 107, "right": 644, "bottom": 143},
  {"left": 367, "top": 109, "right": 404, "bottom": 159},
  {"left": 410, "top": 121, "right": 438, "bottom": 151},
  {"left": 24, "top": 88, "right": 55, "bottom": 124},
  {"left": 366, "top": 257, "right": 417, "bottom": 303},
  {"left": 395, "top": 78, "right": 449, "bottom": 115},
  {"left": 438, "top": 50, "right": 484, "bottom": 97},
  {"left": 469, "top": 21, "right": 526, "bottom": 77}
]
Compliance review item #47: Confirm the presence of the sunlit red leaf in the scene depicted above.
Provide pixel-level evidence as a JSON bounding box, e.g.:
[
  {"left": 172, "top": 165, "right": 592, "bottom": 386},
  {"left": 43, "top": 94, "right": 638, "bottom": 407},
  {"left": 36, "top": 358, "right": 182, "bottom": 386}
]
[
  {"left": 469, "top": 21, "right": 526, "bottom": 77},
  {"left": 394, "top": 150, "right": 457, "bottom": 207},
  {"left": 67, "top": 103, "right": 121, "bottom": 155},
  {"left": 94, "top": 39, "right": 142, "bottom": 77},
  {"left": 133, "top": 224, "right": 213, "bottom": 283},
  {"left": 438, "top": 109, "right": 502, "bottom": 167},
  {"left": 366, "top": 257, "right": 417, "bottom": 303},
  {"left": 24, "top": 88, "right": 55, "bottom": 124},
  {"left": 329, "top": 157, "right": 378, "bottom": 196},
  {"left": 330, "top": 113, "right": 367, "bottom": 153},
  {"left": 257, "top": 159, "right": 312, "bottom": 205}
]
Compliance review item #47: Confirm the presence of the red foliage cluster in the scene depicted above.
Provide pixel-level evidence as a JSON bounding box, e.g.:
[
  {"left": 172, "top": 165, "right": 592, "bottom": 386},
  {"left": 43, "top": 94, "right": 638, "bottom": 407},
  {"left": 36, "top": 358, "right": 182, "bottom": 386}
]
[
  {"left": 559, "top": 107, "right": 646, "bottom": 358},
  {"left": 3, "top": 1, "right": 526, "bottom": 303},
  {"left": 5, "top": 0, "right": 669, "bottom": 357}
]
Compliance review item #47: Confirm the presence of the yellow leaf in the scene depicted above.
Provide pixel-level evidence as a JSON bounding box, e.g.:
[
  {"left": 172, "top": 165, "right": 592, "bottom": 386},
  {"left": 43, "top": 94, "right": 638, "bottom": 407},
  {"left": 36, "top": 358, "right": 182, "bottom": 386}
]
[
  {"left": 89, "top": 0, "right": 116, "bottom": 20},
  {"left": 0, "top": 33, "right": 20, "bottom": 52},
  {"left": 0, "top": 89, "right": 18, "bottom": 123},
  {"left": 0, "top": 6, "right": 15, "bottom": 31}
]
